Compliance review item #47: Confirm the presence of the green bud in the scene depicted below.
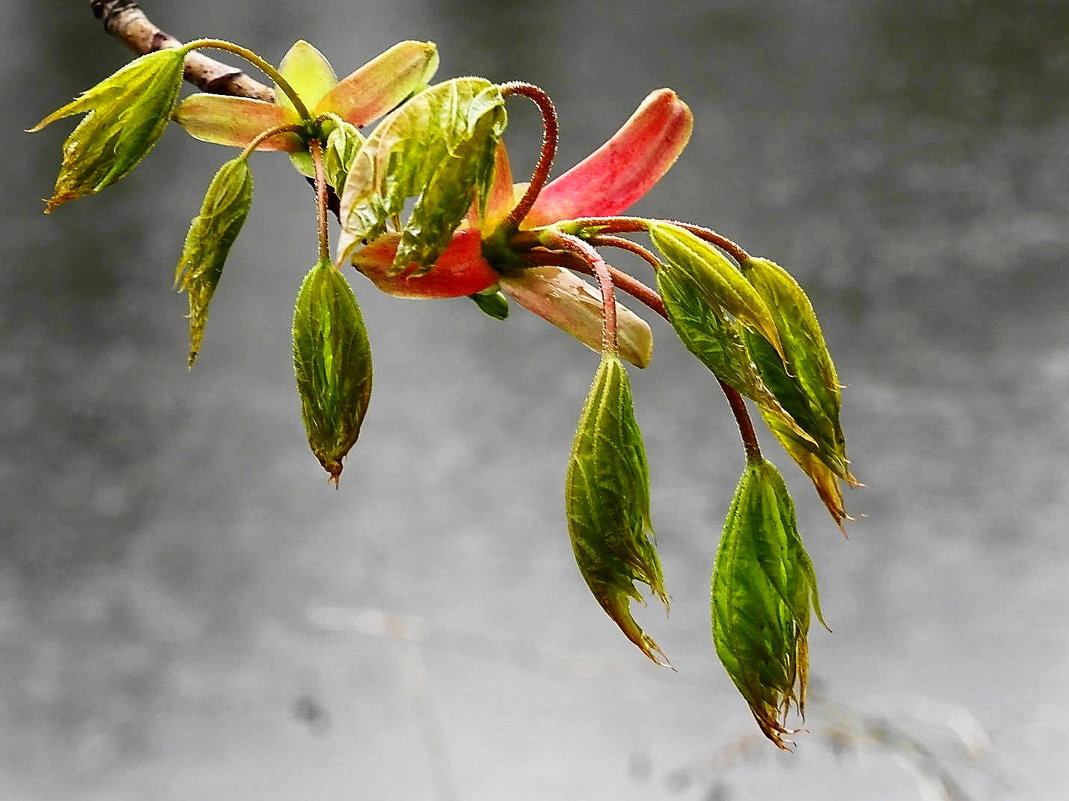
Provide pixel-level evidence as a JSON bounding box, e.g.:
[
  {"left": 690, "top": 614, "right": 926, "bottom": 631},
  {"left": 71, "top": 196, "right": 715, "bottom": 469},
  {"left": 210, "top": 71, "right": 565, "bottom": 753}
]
[
  {"left": 565, "top": 354, "right": 669, "bottom": 666},
  {"left": 656, "top": 258, "right": 813, "bottom": 445},
  {"left": 648, "top": 222, "right": 785, "bottom": 362},
  {"left": 29, "top": 49, "right": 185, "bottom": 211},
  {"left": 338, "top": 78, "right": 507, "bottom": 269},
  {"left": 175, "top": 157, "right": 254, "bottom": 368},
  {"left": 712, "top": 457, "right": 826, "bottom": 750},
  {"left": 739, "top": 256, "right": 857, "bottom": 525},
  {"left": 293, "top": 259, "right": 373, "bottom": 484},
  {"left": 469, "top": 287, "right": 509, "bottom": 320},
  {"left": 323, "top": 121, "right": 365, "bottom": 196}
]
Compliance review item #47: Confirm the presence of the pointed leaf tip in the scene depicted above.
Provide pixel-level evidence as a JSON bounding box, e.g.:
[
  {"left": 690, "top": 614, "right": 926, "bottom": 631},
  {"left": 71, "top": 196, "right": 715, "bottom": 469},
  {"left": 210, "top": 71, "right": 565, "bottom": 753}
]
[
  {"left": 712, "top": 458, "right": 823, "bottom": 748},
  {"left": 175, "top": 157, "right": 254, "bottom": 366},
  {"left": 33, "top": 49, "right": 185, "bottom": 210},
  {"left": 293, "top": 259, "right": 373, "bottom": 480},
  {"left": 566, "top": 354, "right": 668, "bottom": 664}
]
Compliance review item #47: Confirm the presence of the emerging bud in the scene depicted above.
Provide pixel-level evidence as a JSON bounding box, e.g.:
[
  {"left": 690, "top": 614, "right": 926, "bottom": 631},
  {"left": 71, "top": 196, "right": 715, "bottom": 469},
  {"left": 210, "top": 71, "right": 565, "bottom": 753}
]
[
  {"left": 566, "top": 354, "right": 669, "bottom": 666},
  {"left": 293, "top": 259, "right": 374, "bottom": 483},
  {"left": 712, "top": 457, "right": 826, "bottom": 749},
  {"left": 175, "top": 157, "right": 254, "bottom": 367}
]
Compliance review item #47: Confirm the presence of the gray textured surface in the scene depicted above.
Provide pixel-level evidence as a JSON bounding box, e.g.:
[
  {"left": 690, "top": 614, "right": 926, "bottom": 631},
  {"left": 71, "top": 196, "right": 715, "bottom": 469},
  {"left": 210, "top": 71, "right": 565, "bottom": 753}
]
[{"left": 2, "top": 1, "right": 1068, "bottom": 799}]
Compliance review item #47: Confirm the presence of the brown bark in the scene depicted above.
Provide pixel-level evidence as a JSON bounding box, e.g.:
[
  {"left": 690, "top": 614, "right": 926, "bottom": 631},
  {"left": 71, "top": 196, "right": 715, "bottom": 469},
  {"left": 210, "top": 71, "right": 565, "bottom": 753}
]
[{"left": 89, "top": 0, "right": 275, "bottom": 101}]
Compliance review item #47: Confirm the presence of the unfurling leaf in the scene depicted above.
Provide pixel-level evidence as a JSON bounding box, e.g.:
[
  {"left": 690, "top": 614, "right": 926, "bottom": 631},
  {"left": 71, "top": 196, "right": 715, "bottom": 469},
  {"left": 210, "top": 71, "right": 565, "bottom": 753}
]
[
  {"left": 656, "top": 259, "right": 811, "bottom": 442},
  {"left": 338, "top": 77, "right": 507, "bottom": 269},
  {"left": 293, "top": 259, "right": 373, "bottom": 484},
  {"left": 712, "top": 457, "right": 825, "bottom": 750},
  {"left": 740, "top": 256, "right": 857, "bottom": 524},
  {"left": 323, "top": 121, "right": 365, "bottom": 195},
  {"left": 175, "top": 157, "right": 254, "bottom": 367},
  {"left": 30, "top": 49, "right": 185, "bottom": 211},
  {"left": 648, "top": 222, "right": 785, "bottom": 361},
  {"left": 565, "top": 354, "right": 669, "bottom": 666}
]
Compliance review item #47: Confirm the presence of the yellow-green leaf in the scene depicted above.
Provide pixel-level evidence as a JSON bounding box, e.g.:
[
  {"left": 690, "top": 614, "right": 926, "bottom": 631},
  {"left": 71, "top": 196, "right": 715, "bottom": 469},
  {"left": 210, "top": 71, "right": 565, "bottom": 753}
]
[
  {"left": 740, "top": 256, "right": 856, "bottom": 524},
  {"left": 712, "top": 457, "right": 825, "bottom": 749},
  {"left": 648, "top": 222, "right": 785, "bottom": 361},
  {"left": 30, "top": 49, "right": 185, "bottom": 211},
  {"left": 275, "top": 40, "right": 337, "bottom": 118},
  {"left": 565, "top": 354, "right": 669, "bottom": 666},
  {"left": 175, "top": 157, "right": 254, "bottom": 367},
  {"left": 656, "top": 259, "right": 811, "bottom": 442},
  {"left": 293, "top": 259, "right": 374, "bottom": 484}
]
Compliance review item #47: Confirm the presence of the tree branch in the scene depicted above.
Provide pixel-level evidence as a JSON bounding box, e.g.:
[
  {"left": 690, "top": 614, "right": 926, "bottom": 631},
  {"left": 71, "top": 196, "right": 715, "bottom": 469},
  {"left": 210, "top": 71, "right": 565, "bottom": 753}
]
[{"left": 89, "top": 0, "right": 275, "bottom": 101}]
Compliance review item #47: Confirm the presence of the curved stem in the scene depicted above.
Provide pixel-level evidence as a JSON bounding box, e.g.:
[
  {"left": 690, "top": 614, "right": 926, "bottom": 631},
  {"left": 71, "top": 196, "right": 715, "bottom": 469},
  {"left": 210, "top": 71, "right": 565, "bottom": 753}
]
[
  {"left": 181, "top": 38, "right": 312, "bottom": 120},
  {"left": 565, "top": 216, "right": 751, "bottom": 264},
  {"left": 309, "top": 138, "right": 330, "bottom": 262},
  {"left": 589, "top": 235, "right": 662, "bottom": 273},
  {"left": 536, "top": 231, "right": 618, "bottom": 356},
  {"left": 238, "top": 122, "right": 306, "bottom": 160},
  {"left": 498, "top": 82, "right": 559, "bottom": 231},
  {"left": 527, "top": 245, "right": 763, "bottom": 460}
]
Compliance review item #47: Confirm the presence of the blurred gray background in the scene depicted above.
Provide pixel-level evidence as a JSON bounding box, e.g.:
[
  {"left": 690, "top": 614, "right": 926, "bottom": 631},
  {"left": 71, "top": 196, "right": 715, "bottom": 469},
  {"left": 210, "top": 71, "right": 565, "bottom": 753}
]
[{"left": 3, "top": 1, "right": 1068, "bottom": 799}]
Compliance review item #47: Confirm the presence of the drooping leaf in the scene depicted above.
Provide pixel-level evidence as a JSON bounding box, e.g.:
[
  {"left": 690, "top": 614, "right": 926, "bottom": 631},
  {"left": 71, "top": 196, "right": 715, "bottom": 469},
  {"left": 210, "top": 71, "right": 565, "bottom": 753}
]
[
  {"left": 648, "top": 222, "right": 785, "bottom": 361},
  {"left": 739, "top": 256, "right": 856, "bottom": 524},
  {"left": 565, "top": 354, "right": 669, "bottom": 666},
  {"left": 656, "top": 259, "right": 811, "bottom": 441},
  {"left": 30, "top": 49, "right": 185, "bottom": 211},
  {"left": 712, "top": 457, "right": 825, "bottom": 749},
  {"left": 174, "top": 157, "right": 254, "bottom": 367},
  {"left": 293, "top": 259, "right": 374, "bottom": 484},
  {"left": 338, "top": 78, "right": 507, "bottom": 269},
  {"left": 499, "top": 267, "right": 654, "bottom": 368}
]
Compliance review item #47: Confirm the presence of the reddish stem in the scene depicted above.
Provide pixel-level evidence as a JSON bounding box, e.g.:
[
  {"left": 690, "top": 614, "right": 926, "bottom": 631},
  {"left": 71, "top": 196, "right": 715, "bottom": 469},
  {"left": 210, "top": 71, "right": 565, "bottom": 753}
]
[
  {"left": 521, "top": 241, "right": 762, "bottom": 460},
  {"left": 568, "top": 216, "right": 751, "bottom": 264},
  {"left": 535, "top": 231, "right": 618, "bottom": 356},
  {"left": 498, "top": 83, "right": 559, "bottom": 231}
]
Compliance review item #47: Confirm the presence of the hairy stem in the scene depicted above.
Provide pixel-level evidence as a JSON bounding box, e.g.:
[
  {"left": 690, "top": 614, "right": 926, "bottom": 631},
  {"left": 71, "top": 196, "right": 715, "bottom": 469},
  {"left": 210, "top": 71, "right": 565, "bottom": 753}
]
[
  {"left": 536, "top": 232, "right": 618, "bottom": 356},
  {"left": 89, "top": 1, "right": 274, "bottom": 101},
  {"left": 567, "top": 217, "right": 751, "bottom": 264},
  {"left": 523, "top": 244, "right": 763, "bottom": 460},
  {"left": 238, "top": 122, "right": 307, "bottom": 159},
  {"left": 497, "top": 83, "right": 559, "bottom": 231},
  {"left": 181, "top": 39, "right": 312, "bottom": 120},
  {"left": 309, "top": 138, "right": 330, "bottom": 262}
]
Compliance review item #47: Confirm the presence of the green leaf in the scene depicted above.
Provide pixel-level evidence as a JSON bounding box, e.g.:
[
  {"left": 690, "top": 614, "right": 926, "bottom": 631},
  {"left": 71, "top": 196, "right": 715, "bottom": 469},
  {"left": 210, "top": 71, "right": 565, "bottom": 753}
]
[
  {"left": 293, "top": 259, "right": 374, "bottom": 484},
  {"left": 174, "top": 157, "right": 254, "bottom": 367},
  {"left": 30, "top": 49, "right": 185, "bottom": 211},
  {"left": 656, "top": 260, "right": 812, "bottom": 443},
  {"left": 323, "top": 121, "right": 365, "bottom": 195},
  {"left": 648, "top": 223, "right": 785, "bottom": 361},
  {"left": 739, "top": 256, "right": 856, "bottom": 524},
  {"left": 337, "top": 77, "right": 507, "bottom": 269},
  {"left": 469, "top": 288, "right": 509, "bottom": 320},
  {"left": 712, "top": 457, "right": 825, "bottom": 750},
  {"left": 565, "top": 354, "right": 669, "bottom": 666}
]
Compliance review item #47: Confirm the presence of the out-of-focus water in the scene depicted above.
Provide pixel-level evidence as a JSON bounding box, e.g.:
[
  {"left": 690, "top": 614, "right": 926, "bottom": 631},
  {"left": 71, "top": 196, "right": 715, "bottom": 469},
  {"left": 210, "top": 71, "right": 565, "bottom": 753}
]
[{"left": 2, "top": 2, "right": 1067, "bottom": 799}]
